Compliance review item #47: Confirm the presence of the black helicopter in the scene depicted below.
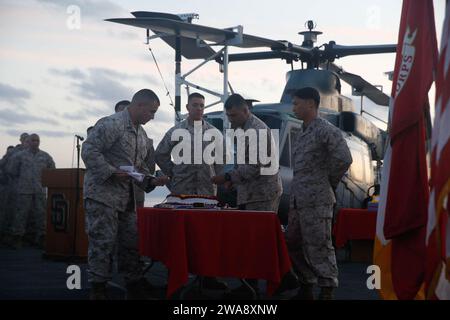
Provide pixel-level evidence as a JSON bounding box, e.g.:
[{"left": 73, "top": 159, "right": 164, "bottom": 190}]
[{"left": 107, "top": 12, "right": 396, "bottom": 224}]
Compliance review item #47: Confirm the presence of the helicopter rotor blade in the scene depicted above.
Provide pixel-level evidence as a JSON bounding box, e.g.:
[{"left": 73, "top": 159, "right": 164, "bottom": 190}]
[
  {"left": 224, "top": 51, "right": 299, "bottom": 62},
  {"left": 321, "top": 62, "right": 390, "bottom": 106},
  {"left": 323, "top": 43, "right": 396, "bottom": 60},
  {"left": 107, "top": 17, "right": 288, "bottom": 49}
]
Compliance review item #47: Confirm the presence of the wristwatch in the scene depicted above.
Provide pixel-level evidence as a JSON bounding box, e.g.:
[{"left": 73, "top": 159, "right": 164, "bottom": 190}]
[{"left": 224, "top": 172, "right": 231, "bottom": 182}]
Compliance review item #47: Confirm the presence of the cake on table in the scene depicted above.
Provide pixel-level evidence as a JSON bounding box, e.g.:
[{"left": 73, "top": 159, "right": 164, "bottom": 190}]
[{"left": 154, "top": 194, "right": 220, "bottom": 209}]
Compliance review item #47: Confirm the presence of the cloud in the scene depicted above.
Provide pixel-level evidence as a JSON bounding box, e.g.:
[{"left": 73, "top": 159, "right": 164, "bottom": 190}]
[
  {"left": 37, "top": 130, "right": 75, "bottom": 137},
  {"left": 0, "top": 83, "right": 32, "bottom": 105},
  {"left": 61, "top": 111, "right": 88, "bottom": 121},
  {"left": 83, "top": 105, "right": 113, "bottom": 119},
  {"left": 88, "top": 67, "right": 158, "bottom": 84},
  {"left": 49, "top": 67, "right": 159, "bottom": 109},
  {"left": 49, "top": 68, "right": 86, "bottom": 80},
  {"left": 106, "top": 28, "right": 140, "bottom": 41},
  {"left": 35, "top": 0, "right": 129, "bottom": 20},
  {"left": 57, "top": 105, "right": 112, "bottom": 122},
  {"left": 0, "top": 108, "right": 59, "bottom": 126},
  {"left": 76, "top": 70, "right": 133, "bottom": 105},
  {"left": 5, "top": 128, "right": 74, "bottom": 138},
  {"left": 151, "top": 107, "right": 176, "bottom": 126},
  {"left": 5, "top": 129, "right": 30, "bottom": 138}
]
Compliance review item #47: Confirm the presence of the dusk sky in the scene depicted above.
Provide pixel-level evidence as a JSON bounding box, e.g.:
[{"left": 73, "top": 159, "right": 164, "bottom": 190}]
[{"left": 0, "top": 0, "right": 445, "bottom": 204}]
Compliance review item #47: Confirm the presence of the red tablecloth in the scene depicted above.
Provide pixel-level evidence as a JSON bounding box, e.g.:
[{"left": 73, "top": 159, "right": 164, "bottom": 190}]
[
  {"left": 333, "top": 208, "right": 377, "bottom": 248},
  {"left": 137, "top": 208, "right": 292, "bottom": 297}
]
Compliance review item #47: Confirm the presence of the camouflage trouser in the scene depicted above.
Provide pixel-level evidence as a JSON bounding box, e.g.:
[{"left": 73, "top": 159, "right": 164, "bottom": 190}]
[
  {"left": 286, "top": 204, "right": 338, "bottom": 288},
  {"left": 0, "top": 185, "right": 17, "bottom": 237},
  {"left": 9, "top": 193, "right": 46, "bottom": 239},
  {"left": 84, "top": 198, "right": 143, "bottom": 283},
  {"left": 135, "top": 187, "right": 145, "bottom": 208},
  {"left": 0, "top": 185, "right": 10, "bottom": 235},
  {"left": 241, "top": 195, "right": 281, "bottom": 212}
]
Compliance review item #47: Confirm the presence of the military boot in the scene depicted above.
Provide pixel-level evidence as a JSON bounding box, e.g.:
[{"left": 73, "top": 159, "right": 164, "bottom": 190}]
[
  {"left": 5, "top": 234, "right": 22, "bottom": 250},
  {"left": 23, "top": 233, "right": 36, "bottom": 247},
  {"left": 201, "top": 277, "right": 229, "bottom": 290},
  {"left": 35, "top": 235, "right": 46, "bottom": 249},
  {"left": 126, "top": 278, "right": 155, "bottom": 300},
  {"left": 89, "top": 282, "right": 108, "bottom": 300},
  {"left": 0, "top": 234, "right": 10, "bottom": 247},
  {"left": 291, "top": 283, "right": 314, "bottom": 300},
  {"left": 274, "top": 270, "right": 300, "bottom": 295},
  {"left": 223, "top": 279, "right": 259, "bottom": 299},
  {"left": 318, "top": 287, "right": 334, "bottom": 300}
]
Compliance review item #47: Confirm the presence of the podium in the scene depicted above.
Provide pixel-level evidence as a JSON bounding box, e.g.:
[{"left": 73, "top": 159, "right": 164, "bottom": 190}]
[{"left": 42, "top": 168, "right": 88, "bottom": 260}]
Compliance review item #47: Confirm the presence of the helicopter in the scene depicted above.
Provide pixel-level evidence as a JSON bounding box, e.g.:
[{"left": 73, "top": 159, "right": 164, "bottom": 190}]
[{"left": 107, "top": 11, "right": 396, "bottom": 224}]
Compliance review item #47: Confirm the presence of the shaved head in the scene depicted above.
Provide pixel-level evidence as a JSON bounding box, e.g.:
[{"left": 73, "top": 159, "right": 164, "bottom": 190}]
[
  {"left": 128, "top": 89, "right": 160, "bottom": 126},
  {"left": 20, "top": 132, "right": 29, "bottom": 144},
  {"left": 131, "top": 89, "right": 160, "bottom": 105},
  {"left": 115, "top": 100, "right": 130, "bottom": 113}
]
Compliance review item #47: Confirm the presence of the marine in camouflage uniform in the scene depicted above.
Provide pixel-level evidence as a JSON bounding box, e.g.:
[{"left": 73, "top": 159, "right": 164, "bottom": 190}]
[
  {"left": 155, "top": 92, "right": 224, "bottom": 196},
  {"left": 5, "top": 134, "right": 55, "bottom": 247},
  {"left": 135, "top": 138, "right": 155, "bottom": 208},
  {"left": 227, "top": 112, "right": 283, "bottom": 211},
  {"left": 81, "top": 89, "right": 167, "bottom": 299},
  {"left": 212, "top": 94, "right": 283, "bottom": 297},
  {"left": 156, "top": 93, "right": 230, "bottom": 291},
  {"left": 113, "top": 99, "right": 156, "bottom": 208},
  {"left": 0, "top": 134, "right": 29, "bottom": 240},
  {"left": 155, "top": 120, "right": 223, "bottom": 195},
  {"left": 286, "top": 87, "right": 352, "bottom": 299},
  {"left": 0, "top": 146, "right": 15, "bottom": 240},
  {"left": 214, "top": 94, "right": 283, "bottom": 212}
]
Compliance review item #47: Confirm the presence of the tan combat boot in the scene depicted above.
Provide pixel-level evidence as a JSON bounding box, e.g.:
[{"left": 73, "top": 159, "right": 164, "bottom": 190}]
[
  {"left": 89, "top": 282, "right": 108, "bottom": 300},
  {"left": 318, "top": 286, "right": 334, "bottom": 300}
]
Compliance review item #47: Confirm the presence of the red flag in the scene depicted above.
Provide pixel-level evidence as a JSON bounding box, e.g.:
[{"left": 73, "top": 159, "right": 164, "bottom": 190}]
[
  {"left": 382, "top": 0, "right": 438, "bottom": 299},
  {"left": 426, "top": 2, "right": 450, "bottom": 300}
]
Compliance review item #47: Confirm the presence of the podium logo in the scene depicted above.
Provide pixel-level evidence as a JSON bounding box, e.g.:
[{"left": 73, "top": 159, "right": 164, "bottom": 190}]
[
  {"left": 51, "top": 194, "right": 68, "bottom": 232},
  {"left": 66, "top": 265, "right": 81, "bottom": 290}
]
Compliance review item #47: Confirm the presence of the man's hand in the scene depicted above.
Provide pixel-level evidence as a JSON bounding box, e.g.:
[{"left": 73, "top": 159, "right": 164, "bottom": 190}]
[
  {"left": 150, "top": 175, "right": 170, "bottom": 186},
  {"left": 211, "top": 175, "right": 226, "bottom": 185}
]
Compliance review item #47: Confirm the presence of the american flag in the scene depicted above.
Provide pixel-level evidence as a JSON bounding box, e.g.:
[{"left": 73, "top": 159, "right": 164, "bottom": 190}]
[
  {"left": 426, "top": 2, "right": 450, "bottom": 300},
  {"left": 374, "top": 0, "right": 438, "bottom": 300}
]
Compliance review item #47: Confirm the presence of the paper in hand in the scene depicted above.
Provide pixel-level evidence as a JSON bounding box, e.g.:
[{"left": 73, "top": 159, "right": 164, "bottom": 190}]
[{"left": 119, "top": 166, "right": 145, "bottom": 182}]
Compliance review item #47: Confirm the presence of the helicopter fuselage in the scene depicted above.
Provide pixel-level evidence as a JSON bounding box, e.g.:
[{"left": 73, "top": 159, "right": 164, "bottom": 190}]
[{"left": 204, "top": 69, "right": 384, "bottom": 224}]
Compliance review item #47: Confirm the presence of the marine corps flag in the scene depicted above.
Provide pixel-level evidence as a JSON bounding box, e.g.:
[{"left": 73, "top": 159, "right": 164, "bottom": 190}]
[
  {"left": 374, "top": 0, "right": 438, "bottom": 300},
  {"left": 426, "top": 2, "right": 450, "bottom": 300}
]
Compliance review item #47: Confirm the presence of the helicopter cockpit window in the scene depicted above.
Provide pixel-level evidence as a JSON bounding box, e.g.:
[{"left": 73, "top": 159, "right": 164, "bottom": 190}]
[
  {"left": 349, "top": 146, "right": 365, "bottom": 182},
  {"left": 362, "top": 148, "right": 373, "bottom": 183},
  {"left": 321, "top": 113, "right": 339, "bottom": 127}
]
